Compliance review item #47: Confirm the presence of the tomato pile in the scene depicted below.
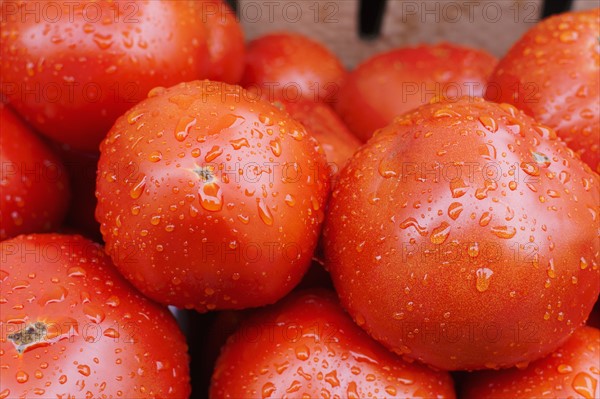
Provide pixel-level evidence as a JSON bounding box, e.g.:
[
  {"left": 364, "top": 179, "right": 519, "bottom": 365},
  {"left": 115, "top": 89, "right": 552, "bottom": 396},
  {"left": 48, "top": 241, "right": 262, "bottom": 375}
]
[{"left": 1, "top": 1, "right": 598, "bottom": 398}]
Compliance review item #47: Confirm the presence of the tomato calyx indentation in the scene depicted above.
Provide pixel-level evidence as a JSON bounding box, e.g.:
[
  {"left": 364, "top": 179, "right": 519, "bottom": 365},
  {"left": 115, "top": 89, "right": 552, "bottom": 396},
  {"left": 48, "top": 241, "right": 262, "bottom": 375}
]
[
  {"left": 193, "top": 165, "right": 214, "bottom": 183},
  {"left": 8, "top": 321, "right": 47, "bottom": 354}
]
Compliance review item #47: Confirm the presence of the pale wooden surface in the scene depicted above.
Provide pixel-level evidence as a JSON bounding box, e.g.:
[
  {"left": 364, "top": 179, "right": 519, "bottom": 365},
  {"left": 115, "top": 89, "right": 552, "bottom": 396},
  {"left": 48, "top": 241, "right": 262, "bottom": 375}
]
[{"left": 239, "top": 0, "right": 599, "bottom": 67}]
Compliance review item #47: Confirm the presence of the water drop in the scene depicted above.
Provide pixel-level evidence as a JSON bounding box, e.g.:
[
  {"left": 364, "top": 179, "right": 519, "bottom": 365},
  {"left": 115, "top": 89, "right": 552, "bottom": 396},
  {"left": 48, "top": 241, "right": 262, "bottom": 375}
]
[
  {"left": 230, "top": 138, "right": 250, "bottom": 150},
  {"left": 399, "top": 217, "right": 428, "bottom": 236},
  {"left": 295, "top": 344, "right": 310, "bottom": 361},
  {"left": 174, "top": 116, "right": 196, "bottom": 142},
  {"left": 269, "top": 138, "right": 282, "bottom": 157},
  {"left": 448, "top": 202, "right": 463, "bottom": 220},
  {"left": 205, "top": 146, "right": 223, "bottom": 162},
  {"left": 199, "top": 182, "right": 223, "bottom": 212},
  {"left": 572, "top": 372, "right": 597, "bottom": 399},
  {"left": 129, "top": 175, "right": 147, "bottom": 199},
  {"left": 83, "top": 304, "right": 105, "bottom": 324},
  {"left": 450, "top": 178, "right": 468, "bottom": 198},
  {"left": 476, "top": 268, "right": 494, "bottom": 292},
  {"left": 430, "top": 222, "right": 451, "bottom": 244},
  {"left": 257, "top": 199, "right": 274, "bottom": 226},
  {"left": 491, "top": 225, "right": 516, "bottom": 239}
]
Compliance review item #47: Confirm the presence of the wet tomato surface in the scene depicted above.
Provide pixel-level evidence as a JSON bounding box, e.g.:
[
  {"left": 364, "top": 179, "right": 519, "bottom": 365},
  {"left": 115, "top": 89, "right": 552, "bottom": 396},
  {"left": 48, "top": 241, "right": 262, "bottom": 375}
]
[
  {"left": 210, "top": 289, "right": 457, "bottom": 398},
  {"left": 323, "top": 97, "right": 600, "bottom": 370},
  {"left": 0, "top": 234, "right": 190, "bottom": 398},
  {"left": 95, "top": 80, "right": 330, "bottom": 312}
]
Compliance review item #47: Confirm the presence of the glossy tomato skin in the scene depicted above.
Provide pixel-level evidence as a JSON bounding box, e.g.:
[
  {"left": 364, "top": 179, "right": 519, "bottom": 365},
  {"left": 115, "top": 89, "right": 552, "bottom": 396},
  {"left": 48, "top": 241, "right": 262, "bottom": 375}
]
[
  {"left": 210, "top": 289, "right": 456, "bottom": 398},
  {"left": 203, "top": 0, "right": 245, "bottom": 84},
  {"left": 240, "top": 33, "right": 347, "bottom": 104},
  {"left": 323, "top": 97, "right": 600, "bottom": 370},
  {"left": 0, "top": 234, "right": 190, "bottom": 398},
  {"left": 486, "top": 9, "right": 600, "bottom": 173},
  {"left": 0, "top": 107, "right": 70, "bottom": 240},
  {"left": 462, "top": 326, "right": 600, "bottom": 398},
  {"left": 279, "top": 99, "right": 361, "bottom": 182},
  {"left": 0, "top": 0, "right": 213, "bottom": 152},
  {"left": 335, "top": 43, "right": 498, "bottom": 142},
  {"left": 95, "top": 81, "right": 330, "bottom": 312}
]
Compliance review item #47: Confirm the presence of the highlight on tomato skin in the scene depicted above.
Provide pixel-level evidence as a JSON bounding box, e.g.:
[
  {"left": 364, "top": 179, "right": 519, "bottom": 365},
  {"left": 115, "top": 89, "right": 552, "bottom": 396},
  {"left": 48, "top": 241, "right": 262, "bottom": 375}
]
[
  {"left": 323, "top": 97, "right": 600, "bottom": 371},
  {"left": 334, "top": 42, "right": 498, "bottom": 142},
  {"left": 486, "top": 8, "right": 600, "bottom": 174},
  {"left": 0, "top": 106, "right": 70, "bottom": 241},
  {"left": 210, "top": 289, "right": 457, "bottom": 399},
  {"left": 240, "top": 32, "right": 347, "bottom": 104},
  {"left": 461, "top": 326, "right": 600, "bottom": 399},
  {"left": 0, "top": 0, "right": 244, "bottom": 152},
  {"left": 0, "top": 234, "right": 191, "bottom": 398},
  {"left": 95, "top": 80, "right": 330, "bottom": 313}
]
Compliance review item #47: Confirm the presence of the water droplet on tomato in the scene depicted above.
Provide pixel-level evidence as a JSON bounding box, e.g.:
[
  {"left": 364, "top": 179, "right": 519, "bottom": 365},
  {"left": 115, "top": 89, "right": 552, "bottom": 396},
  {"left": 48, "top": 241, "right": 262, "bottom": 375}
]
[
  {"left": 475, "top": 268, "right": 494, "bottom": 292},
  {"left": 174, "top": 116, "right": 196, "bottom": 142},
  {"left": 572, "top": 371, "right": 598, "bottom": 399},
  {"left": 257, "top": 199, "right": 274, "bottom": 226},
  {"left": 491, "top": 225, "right": 516, "bottom": 239},
  {"left": 205, "top": 145, "right": 223, "bottom": 162},
  {"left": 16, "top": 370, "right": 28, "bottom": 383},
  {"left": 430, "top": 222, "right": 451, "bottom": 244},
  {"left": 399, "top": 217, "right": 429, "bottom": 236},
  {"left": 83, "top": 304, "right": 105, "bottom": 324},
  {"left": 129, "top": 175, "right": 147, "bottom": 199},
  {"left": 269, "top": 138, "right": 282, "bottom": 157},
  {"left": 199, "top": 182, "right": 223, "bottom": 212}
]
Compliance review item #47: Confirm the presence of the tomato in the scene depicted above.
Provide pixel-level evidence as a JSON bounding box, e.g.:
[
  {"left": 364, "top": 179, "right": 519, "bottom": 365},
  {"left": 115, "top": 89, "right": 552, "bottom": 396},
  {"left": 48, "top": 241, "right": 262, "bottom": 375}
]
[
  {"left": 0, "top": 106, "right": 70, "bottom": 241},
  {"left": 0, "top": 234, "right": 190, "bottom": 397},
  {"left": 0, "top": 0, "right": 242, "bottom": 152},
  {"left": 203, "top": 0, "right": 245, "bottom": 84},
  {"left": 486, "top": 9, "right": 600, "bottom": 173},
  {"left": 210, "top": 289, "right": 456, "bottom": 398},
  {"left": 334, "top": 43, "right": 498, "bottom": 142},
  {"left": 323, "top": 97, "right": 600, "bottom": 370},
  {"left": 461, "top": 326, "right": 600, "bottom": 398},
  {"left": 240, "top": 32, "right": 347, "bottom": 104},
  {"left": 95, "top": 80, "right": 330, "bottom": 312},
  {"left": 278, "top": 99, "right": 361, "bottom": 182}
]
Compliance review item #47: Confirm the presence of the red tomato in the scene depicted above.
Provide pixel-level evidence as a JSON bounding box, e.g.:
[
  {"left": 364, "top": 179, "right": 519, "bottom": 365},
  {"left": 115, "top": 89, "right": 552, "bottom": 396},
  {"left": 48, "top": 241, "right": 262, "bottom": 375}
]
[
  {"left": 0, "top": 1, "right": 240, "bottom": 152},
  {"left": 210, "top": 289, "right": 457, "bottom": 398},
  {"left": 323, "top": 97, "right": 600, "bottom": 370},
  {"left": 278, "top": 99, "right": 361, "bottom": 182},
  {"left": 95, "top": 81, "right": 330, "bottom": 312},
  {"left": 240, "top": 32, "right": 347, "bottom": 104},
  {"left": 462, "top": 326, "right": 600, "bottom": 398},
  {"left": 486, "top": 9, "right": 600, "bottom": 173},
  {"left": 0, "top": 106, "right": 70, "bottom": 240},
  {"left": 335, "top": 43, "right": 498, "bottom": 141},
  {"left": 0, "top": 234, "right": 190, "bottom": 397},
  {"left": 203, "top": 0, "right": 245, "bottom": 84}
]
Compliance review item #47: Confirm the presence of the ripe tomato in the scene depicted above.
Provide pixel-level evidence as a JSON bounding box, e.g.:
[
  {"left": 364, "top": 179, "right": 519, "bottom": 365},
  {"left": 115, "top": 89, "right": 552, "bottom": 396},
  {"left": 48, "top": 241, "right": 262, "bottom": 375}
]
[
  {"left": 335, "top": 43, "right": 498, "bottom": 141},
  {"left": 462, "top": 326, "right": 600, "bottom": 398},
  {"left": 278, "top": 99, "right": 361, "bottom": 182},
  {"left": 210, "top": 289, "right": 456, "bottom": 398},
  {"left": 0, "top": 106, "right": 70, "bottom": 240},
  {"left": 203, "top": 0, "right": 245, "bottom": 84},
  {"left": 323, "top": 97, "right": 600, "bottom": 370},
  {"left": 95, "top": 81, "right": 330, "bottom": 312},
  {"left": 240, "top": 32, "right": 347, "bottom": 104},
  {"left": 0, "top": 234, "right": 190, "bottom": 397},
  {"left": 0, "top": 0, "right": 241, "bottom": 152},
  {"left": 486, "top": 9, "right": 600, "bottom": 173}
]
